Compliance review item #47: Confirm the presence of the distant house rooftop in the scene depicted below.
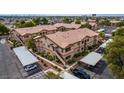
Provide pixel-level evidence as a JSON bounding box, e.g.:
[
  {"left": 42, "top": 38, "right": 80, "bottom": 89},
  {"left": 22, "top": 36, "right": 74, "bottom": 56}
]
[
  {"left": 89, "top": 22, "right": 97, "bottom": 26},
  {"left": 110, "top": 20, "right": 120, "bottom": 24},
  {"left": 13, "top": 46, "right": 39, "bottom": 66},
  {"left": 97, "top": 29, "right": 105, "bottom": 32},
  {"left": 46, "top": 28, "right": 98, "bottom": 48},
  {"left": 88, "top": 19, "right": 96, "bottom": 23},
  {"left": 54, "top": 23, "right": 81, "bottom": 29},
  {"left": 14, "top": 25, "right": 57, "bottom": 36}
]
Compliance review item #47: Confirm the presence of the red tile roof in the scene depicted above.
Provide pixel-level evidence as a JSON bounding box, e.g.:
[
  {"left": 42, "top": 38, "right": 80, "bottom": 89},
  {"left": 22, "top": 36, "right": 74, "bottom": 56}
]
[
  {"left": 46, "top": 28, "right": 98, "bottom": 48},
  {"left": 54, "top": 23, "right": 81, "bottom": 29},
  {"left": 14, "top": 25, "right": 57, "bottom": 36}
]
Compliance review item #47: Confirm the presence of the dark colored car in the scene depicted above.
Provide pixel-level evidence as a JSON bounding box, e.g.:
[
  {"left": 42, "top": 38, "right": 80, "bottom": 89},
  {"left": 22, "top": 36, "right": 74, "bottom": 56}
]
[
  {"left": 24, "top": 64, "right": 38, "bottom": 72},
  {"left": 72, "top": 68, "right": 90, "bottom": 79},
  {"left": 24, "top": 63, "right": 42, "bottom": 76},
  {"left": 96, "top": 47, "right": 104, "bottom": 54}
]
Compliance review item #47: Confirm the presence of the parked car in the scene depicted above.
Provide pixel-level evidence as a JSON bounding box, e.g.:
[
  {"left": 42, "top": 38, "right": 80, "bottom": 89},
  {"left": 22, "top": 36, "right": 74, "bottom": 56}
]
[
  {"left": 72, "top": 68, "right": 90, "bottom": 79},
  {"left": 24, "top": 63, "right": 42, "bottom": 76},
  {"left": 96, "top": 47, "right": 104, "bottom": 54},
  {"left": 24, "top": 64, "right": 38, "bottom": 72}
]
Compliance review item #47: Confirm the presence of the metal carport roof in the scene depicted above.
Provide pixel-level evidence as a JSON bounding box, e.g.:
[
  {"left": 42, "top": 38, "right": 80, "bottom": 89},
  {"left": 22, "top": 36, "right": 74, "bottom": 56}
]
[
  {"left": 80, "top": 52, "right": 103, "bottom": 66},
  {"left": 13, "top": 46, "right": 39, "bottom": 66}
]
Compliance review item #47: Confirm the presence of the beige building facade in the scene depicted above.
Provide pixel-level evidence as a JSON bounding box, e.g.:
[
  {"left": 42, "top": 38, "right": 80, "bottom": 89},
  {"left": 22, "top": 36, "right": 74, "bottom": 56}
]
[{"left": 43, "top": 28, "right": 99, "bottom": 61}]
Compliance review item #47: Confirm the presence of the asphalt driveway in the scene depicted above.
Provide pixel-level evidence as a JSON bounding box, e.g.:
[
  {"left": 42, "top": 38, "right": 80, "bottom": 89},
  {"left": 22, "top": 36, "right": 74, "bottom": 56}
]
[{"left": 0, "top": 39, "right": 24, "bottom": 79}]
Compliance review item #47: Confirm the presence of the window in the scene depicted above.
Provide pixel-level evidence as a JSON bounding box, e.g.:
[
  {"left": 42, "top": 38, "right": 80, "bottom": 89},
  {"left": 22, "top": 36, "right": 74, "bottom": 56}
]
[
  {"left": 77, "top": 42, "right": 80, "bottom": 45},
  {"left": 48, "top": 45, "right": 50, "bottom": 48},
  {"left": 61, "top": 49, "right": 64, "bottom": 53},
  {"left": 65, "top": 55, "right": 71, "bottom": 60},
  {"left": 65, "top": 47, "right": 71, "bottom": 52},
  {"left": 81, "top": 47, "right": 84, "bottom": 50},
  {"left": 87, "top": 39, "right": 89, "bottom": 42},
  {"left": 77, "top": 49, "right": 80, "bottom": 52},
  {"left": 82, "top": 41, "right": 84, "bottom": 44}
]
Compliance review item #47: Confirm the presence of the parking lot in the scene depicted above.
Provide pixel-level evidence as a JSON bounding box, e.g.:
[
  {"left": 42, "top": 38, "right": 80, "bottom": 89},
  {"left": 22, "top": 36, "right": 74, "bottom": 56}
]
[
  {"left": 0, "top": 39, "right": 27, "bottom": 78},
  {"left": 27, "top": 71, "right": 45, "bottom": 79},
  {"left": 69, "top": 59, "right": 112, "bottom": 79},
  {"left": 99, "top": 26, "right": 116, "bottom": 34},
  {"left": 69, "top": 65, "right": 95, "bottom": 79}
]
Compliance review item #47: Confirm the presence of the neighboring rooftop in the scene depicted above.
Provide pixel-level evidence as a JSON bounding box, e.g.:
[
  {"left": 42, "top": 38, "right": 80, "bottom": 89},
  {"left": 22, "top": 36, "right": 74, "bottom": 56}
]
[
  {"left": 97, "top": 29, "right": 105, "bottom": 32},
  {"left": 88, "top": 19, "right": 96, "bottom": 23},
  {"left": 80, "top": 52, "right": 103, "bottom": 66},
  {"left": 110, "top": 20, "right": 120, "bottom": 23},
  {"left": 13, "top": 46, "right": 39, "bottom": 66},
  {"left": 54, "top": 23, "right": 81, "bottom": 29},
  {"left": 14, "top": 25, "right": 57, "bottom": 36},
  {"left": 46, "top": 28, "right": 98, "bottom": 48},
  {"left": 89, "top": 22, "right": 97, "bottom": 26}
]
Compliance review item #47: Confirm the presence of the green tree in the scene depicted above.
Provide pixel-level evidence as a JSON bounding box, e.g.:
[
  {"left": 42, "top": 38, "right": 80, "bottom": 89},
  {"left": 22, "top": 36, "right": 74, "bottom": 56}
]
[
  {"left": 14, "top": 20, "right": 25, "bottom": 28},
  {"left": 23, "top": 21, "right": 36, "bottom": 27},
  {"left": 100, "top": 19, "right": 111, "bottom": 26},
  {"left": 116, "top": 21, "right": 124, "bottom": 27},
  {"left": 105, "top": 28, "right": 124, "bottom": 78},
  {"left": 80, "top": 23, "right": 92, "bottom": 29},
  {"left": 46, "top": 72, "right": 60, "bottom": 79},
  {"left": 25, "top": 38, "right": 36, "bottom": 52},
  {"left": 20, "top": 20, "right": 25, "bottom": 24},
  {"left": 99, "top": 32, "right": 105, "bottom": 39},
  {"left": 114, "top": 28, "right": 124, "bottom": 36},
  {"left": 75, "top": 19, "right": 81, "bottom": 24},
  {"left": 0, "top": 23, "right": 10, "bottom": 35},
  {"left": 62, "top": 17, "right": 73, "bottom": 23},
  {"left": 105, "top": 36, "right": 124, "bottom": 78},
  {"left": 14, "top": 20, "right": 36, "bottom": 28},
  {"left": 112, "top": 32, "right": 116, "bottom": 37},
  {"left": 32, "top": 17, "right": 41, "bottom": 25},
  {"left": 41, "top": 17, "right": 48, "bottom": 25}
]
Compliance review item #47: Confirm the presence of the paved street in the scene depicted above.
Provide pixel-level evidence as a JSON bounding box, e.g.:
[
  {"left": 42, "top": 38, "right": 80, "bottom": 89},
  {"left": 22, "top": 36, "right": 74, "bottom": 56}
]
[
  {"left": 95, "top": 67, "right": 113, "bottom": 79},
  {"left": 27, "top": 71, "right": 45, "bottom": 79},
  {"left": 0, "top": 39, "right": 25, "bottom": 79}
]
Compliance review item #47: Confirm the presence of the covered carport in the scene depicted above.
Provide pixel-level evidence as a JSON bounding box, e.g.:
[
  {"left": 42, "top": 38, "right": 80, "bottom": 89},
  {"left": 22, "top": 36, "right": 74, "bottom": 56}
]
[
  {"left": 80, "top": 52, "right": 103, "bottom": 66},
  {"left": 79, "top": 52, "right": 106, "bottom": 74},
  {"left": 99, "top": 39, "right": 113, "bottom": 49},
  {"left": 13, "top": 46, "right": 39, "bottom": 67},
  {"left": 13, "top": 46, "right": 41, "bottom": 75}
]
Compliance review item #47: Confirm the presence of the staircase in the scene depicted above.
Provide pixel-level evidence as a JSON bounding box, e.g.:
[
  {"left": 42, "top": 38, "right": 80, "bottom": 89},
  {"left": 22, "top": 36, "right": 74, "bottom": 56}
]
[
  {"left": 43, "top": 47, "right": 66, "bottom": 66},
  {"left": 53, "top": 51, "right": 66, "bottom": 66}
]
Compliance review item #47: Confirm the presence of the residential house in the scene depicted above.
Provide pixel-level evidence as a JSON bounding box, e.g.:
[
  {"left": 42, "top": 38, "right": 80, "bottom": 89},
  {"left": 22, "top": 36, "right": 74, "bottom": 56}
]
[
  {"left": 88, "top": 19, "right": 98, "bottom": 30},
  {"left": 54, "top": 23, "right": 81, "bottom": 31},
  {"left": 110, "top": 20, "right": 120, "bottom": 26}
]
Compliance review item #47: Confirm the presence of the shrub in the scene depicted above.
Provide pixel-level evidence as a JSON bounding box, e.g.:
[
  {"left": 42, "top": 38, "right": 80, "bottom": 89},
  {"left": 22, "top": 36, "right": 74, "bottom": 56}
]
[
  {"left": 46, "top": 72, "right": 60, "bottom": 79},
  {"left": 67, "top": 58, "right": 75, "bottom": 64},
  {"left": 47, "top": 55, "right": 54, "bottom": 61},
  {"left": 74, "top": 52, "right": 82, "bottom": 58},
  {"left": 81, "top": 50, "right": 89, "bottom": 56}
]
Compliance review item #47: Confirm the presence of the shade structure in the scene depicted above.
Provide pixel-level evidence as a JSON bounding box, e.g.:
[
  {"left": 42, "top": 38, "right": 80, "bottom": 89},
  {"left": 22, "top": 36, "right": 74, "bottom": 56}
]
[
  {"left": 13, "top": 46, "right": 39, "bottom": 66},
  {"left": 80, "top": 52, "right": 103, "bottom": 66}
]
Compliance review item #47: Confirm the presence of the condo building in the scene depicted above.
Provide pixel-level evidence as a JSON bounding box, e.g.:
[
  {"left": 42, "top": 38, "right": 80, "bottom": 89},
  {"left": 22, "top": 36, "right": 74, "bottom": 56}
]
[
  {"left": 43, "top": 28, "right": 99, "bottom": 61},
  {"left": 12, "top": 25, "right": 57, "bottom": 41}
]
